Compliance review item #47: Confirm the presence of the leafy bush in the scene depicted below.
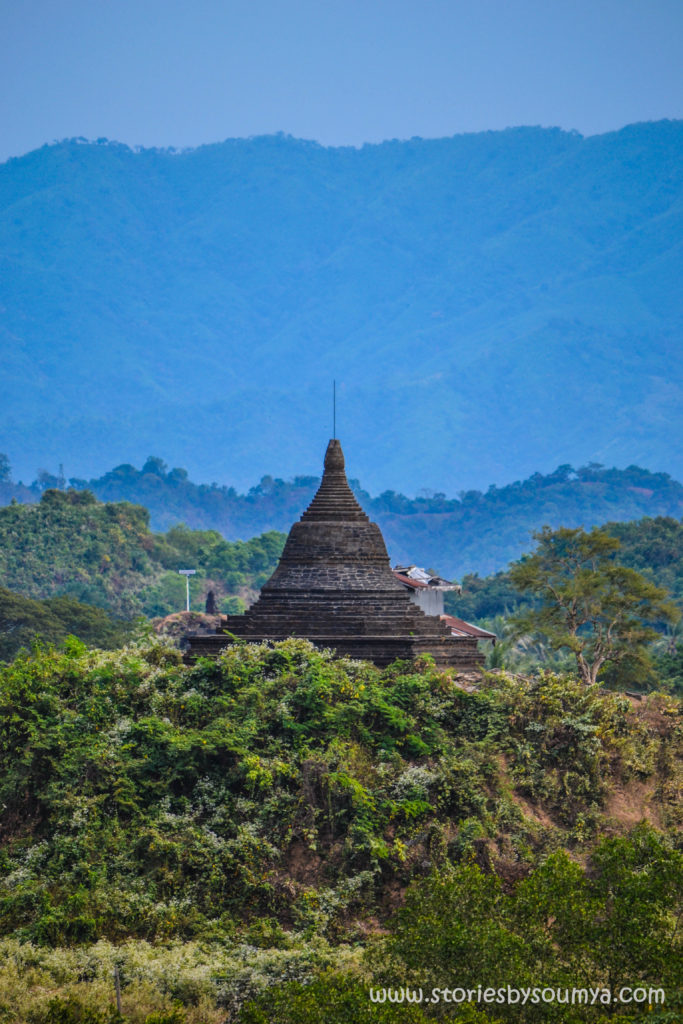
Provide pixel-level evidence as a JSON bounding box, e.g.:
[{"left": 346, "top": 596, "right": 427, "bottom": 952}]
[
  {"left": 0, "top": 638, "right": 679, "bottom": 949},
  {"left": 0, "top": 636, "right": 679, "bottom": 1021}
]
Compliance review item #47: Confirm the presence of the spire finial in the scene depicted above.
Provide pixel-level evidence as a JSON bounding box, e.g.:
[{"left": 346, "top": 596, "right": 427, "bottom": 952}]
[{"left": 333, "top": 379, "right": 336, "bottom": 439}]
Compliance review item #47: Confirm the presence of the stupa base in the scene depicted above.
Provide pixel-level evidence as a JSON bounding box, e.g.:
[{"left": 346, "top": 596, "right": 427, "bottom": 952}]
[{"left": 185, "top": 631, "right": 484, "bottom": 670}]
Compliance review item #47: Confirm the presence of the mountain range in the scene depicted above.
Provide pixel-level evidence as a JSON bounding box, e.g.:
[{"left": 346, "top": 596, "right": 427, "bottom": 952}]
[{"left": 1, "top": 122, "right": 682, "bottom": 492}]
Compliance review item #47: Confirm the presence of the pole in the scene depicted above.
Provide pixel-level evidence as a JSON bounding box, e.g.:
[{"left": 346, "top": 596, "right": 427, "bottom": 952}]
[
  {"left": 178, "top": 570, "right": 196, "bottom": 613},
  {"left": 333, "top": 379, "right": 336, "bottom": 438},
  {"left": 114, "top": 966, "right": 122, "bottom": 1015}
]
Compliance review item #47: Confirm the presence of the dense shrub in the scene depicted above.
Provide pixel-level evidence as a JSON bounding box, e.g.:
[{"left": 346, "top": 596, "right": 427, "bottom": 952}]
[{"left": 0, "top": 638, "right": 679, "bottom": 948}]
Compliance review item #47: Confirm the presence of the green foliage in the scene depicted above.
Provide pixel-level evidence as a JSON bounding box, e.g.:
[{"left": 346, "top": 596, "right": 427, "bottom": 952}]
[
  {"left": 388, "top": 862, "right": 527, "bottom": 991},
  {"left": 0, "top": 638, "right": 679, "bottom": 951},
  {"left": 508, "top": 526, "right": 679, "bottom": 685},
  {"left": 64, "top": 463, "right": 683, "bottom": 582},
  {"left": 146, "top": 524, "right": 285, "bottom": 608},
  {"left": 135, "top": 572, "right": 188, "bottom": 619},
  {"left": 0, "top": 490, "right": 154, "bottom": 617},
  {"left": 71, "top": 463, "right": 319, "bottom": 543},
  {"left": 0, "top": 586, "right": 133, "bottom": 662},
  {"left": 450, "top": 517, "right": 683, "bottom": 692},
  {"left": 653, "top": 641, "right": 683, "bottom": 695},
  {"left": 6, "top": 460, "right": 683, "bottom": 585},
  {"left": 143, "top": 1008, "right": 186, "bottom": 1024},
  {"left": 0, "top": 637, "right": 678, "bottom": 1021},
  {"left": 0, "top": 489, "right": 285, "bottom": 621},
  {"left": 0, "top": 933, "right": 354, "bottom": 1024},
  {"left": 453, "top": 514, "right": 683, "bottom": 620},
  {"left": 381, "top": 826, "right": 683, "bottom": 1022},
  {"left": 607, "top": 517, "right": 683, "bottom": 606},
  {"left": 28, "top": 996, "right": 122, "bottom": 1023},
  {"left": 451, "top": 573, "right": 527, "bottom": 622},
  {"left": 238, "top": 972, "right": 433, "bottom": 1023}
]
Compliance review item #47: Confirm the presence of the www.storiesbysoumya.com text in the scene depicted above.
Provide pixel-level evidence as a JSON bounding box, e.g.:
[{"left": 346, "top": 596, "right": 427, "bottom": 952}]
[{"left": 368, "top": 984, "right": 666, "bottom": 1007}]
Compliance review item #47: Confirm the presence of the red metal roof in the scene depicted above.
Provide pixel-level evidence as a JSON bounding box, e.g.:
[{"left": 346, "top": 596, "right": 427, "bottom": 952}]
[
  {"left": 440, "top": 615, "right": 497, "bottom": 640},
  {"left": 392, "top": 570, "right": 428, "bottom": 589}
]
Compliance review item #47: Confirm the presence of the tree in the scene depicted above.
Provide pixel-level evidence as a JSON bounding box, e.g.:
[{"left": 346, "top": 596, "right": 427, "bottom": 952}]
[
  {"left": 382, "top": 830, "right": 682, "bottom": 1023},
  {"left": 385, "top": 862, "right": 529, "bottom": 994},
  {"left": 142, "top": 455, "right": 168, "bottom": 476},
  {"left": 509, "top": 526, "right": 679, "bottom": 686},
  {"left": 0, "top": 586, "right": 131, "bottom": 661}
]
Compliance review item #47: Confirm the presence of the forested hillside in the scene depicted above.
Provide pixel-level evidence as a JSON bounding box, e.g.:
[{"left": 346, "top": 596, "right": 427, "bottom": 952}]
[
  {"left": 3, "top": 454, "right": 683, "bottom": 579},
  {"left": 0, "top": 638, "right": 680, "bottom": 1022},
  {"left": 0, "top": 489, "right": 284, "bottom": 655},
  {"left": 0, "top": 487, "right": 681, "bottom": 1021},
  {"left": 2, "top": 485, "right": 682, "bottom": 694},
  {"left": 1, "top": 123, "right": 683, "bottom": 492},
  {"left": 454, "top": 515, "right": 683, "bottom": 620}
]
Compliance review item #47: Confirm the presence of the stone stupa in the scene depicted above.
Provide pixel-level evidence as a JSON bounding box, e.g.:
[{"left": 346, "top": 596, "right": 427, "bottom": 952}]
[{"left": 186, "top": 439, "right": 484, "bottom": 670}]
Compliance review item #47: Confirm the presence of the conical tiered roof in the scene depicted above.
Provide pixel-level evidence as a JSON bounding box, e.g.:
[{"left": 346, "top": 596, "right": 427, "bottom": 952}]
[
  {"left": 300, "top": 440, "right": 368, "bottom": 521},
  {"left": 187, "top": 440, "right": 484, "bottom": 670}
]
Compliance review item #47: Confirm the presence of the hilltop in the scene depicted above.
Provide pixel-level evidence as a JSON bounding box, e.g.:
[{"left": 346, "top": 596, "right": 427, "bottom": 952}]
[
  {"left": 0, "top": 638, "right": 680, "bottom": 1021},
  {"left": 2, "top": 482, "right": 683, "bottom": 684},
  {"left": 1, "top": 123, "right": 683, "bottom": 492},
  {"left": 0, "top": 488, "right": 681, "bottom": 1020},
  {"left": 0, "top": 487, "right": 285, "bottom": 618}
]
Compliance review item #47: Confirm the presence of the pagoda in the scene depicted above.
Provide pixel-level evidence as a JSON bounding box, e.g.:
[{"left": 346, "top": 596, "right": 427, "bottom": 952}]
[{"left": 186, "top": 440, "right": 484, "bottom": 670}]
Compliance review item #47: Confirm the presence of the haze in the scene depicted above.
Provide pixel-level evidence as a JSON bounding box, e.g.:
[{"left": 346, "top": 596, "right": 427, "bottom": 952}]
[{"left": 2, "top": 0, "right": 683, "bottom": 162}]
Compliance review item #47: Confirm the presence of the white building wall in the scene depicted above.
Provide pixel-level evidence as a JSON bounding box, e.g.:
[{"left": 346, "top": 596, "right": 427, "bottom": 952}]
[{"left": 410, "top": 588, "right": 444, "bottom": 617}]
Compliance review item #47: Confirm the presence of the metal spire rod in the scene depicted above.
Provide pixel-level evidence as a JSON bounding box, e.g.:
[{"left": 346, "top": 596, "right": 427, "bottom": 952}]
[{"left": 333, "top": 379, "right": 336, "bottom": 438}]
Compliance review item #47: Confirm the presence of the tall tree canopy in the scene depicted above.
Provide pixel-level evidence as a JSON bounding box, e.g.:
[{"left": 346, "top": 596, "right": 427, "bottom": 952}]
[{"left": 509, "top": 526, "right": 679, "bottom": 686}]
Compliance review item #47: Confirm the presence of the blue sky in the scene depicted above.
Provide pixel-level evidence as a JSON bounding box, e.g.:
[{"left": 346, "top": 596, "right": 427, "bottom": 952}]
[{"left": 1, "top": 0, "right": 682, "bottom": 162}]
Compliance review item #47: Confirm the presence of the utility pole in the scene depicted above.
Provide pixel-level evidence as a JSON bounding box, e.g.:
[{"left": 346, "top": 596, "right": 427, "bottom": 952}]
[
  {"left": 113, "top": 966, "right": 122, "bottom": 1015},
  {"left": 178, "top": 569, "right": 196, "bottom": 612}
]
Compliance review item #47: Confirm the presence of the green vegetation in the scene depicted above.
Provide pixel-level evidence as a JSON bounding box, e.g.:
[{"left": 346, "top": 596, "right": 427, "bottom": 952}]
[
  {"left": 0, "top": 478, "right": 682, "bottom": 1021},
  {"left": 508, "top": 526, "right": 679, "bottom": 686},
  {"left": 450, "top": 517, "right": 683, "bottom": 694},
  {"left": 455, "top": 516, "right": 683, "bottom": 620},
  {"left": 3, "top": 487, "right": 683, "bottom": 692},
  {"left": 52, "top": 462, "right": 683, "bottom": 580},
  {"left": 0, "top": 637, "right": 680, "bottom": 1020},
  {"left": 374, "top": 830, "right": 682, "bottom": 1024},
  {"left": 3, "top": 456, "right": 683, "bottom": 580},
  {"left": 0, "top": 489, "right": 154, "bottom": 619},
  {"left": 0, "top": 489, "right": 285, "bottom": 649},
  {"left": 0, "top": 587, "right": 132, "bottom": 662},
  {"left": 241, "top": 829, "right": 683, "bottom": 1021},
  {"left": 606, "top": 516, "right": 683, "bottom": 607}
]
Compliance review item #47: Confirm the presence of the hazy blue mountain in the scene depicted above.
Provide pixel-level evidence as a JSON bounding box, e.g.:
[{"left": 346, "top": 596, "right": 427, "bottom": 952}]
[{"left": 1, "top": 123, "right": 682, "bottom": 493}]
